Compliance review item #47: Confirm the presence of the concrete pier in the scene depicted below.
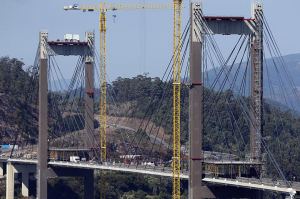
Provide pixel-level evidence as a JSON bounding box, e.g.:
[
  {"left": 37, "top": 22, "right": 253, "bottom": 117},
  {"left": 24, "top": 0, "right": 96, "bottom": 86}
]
[
  {"left": 6, "top": 163, "right": 14, "bottom": 199},
  {"left": 6, "top": 163, "right": 35, "bottom": 199}
]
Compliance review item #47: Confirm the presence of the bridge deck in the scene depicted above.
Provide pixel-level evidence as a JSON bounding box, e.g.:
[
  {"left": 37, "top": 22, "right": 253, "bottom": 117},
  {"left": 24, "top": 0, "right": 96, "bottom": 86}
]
[
  {"left": 3, "top": 158, "right": 298, "bottom": 196},
  {"left": 203, "top": 177, "right": 297, "bottom": 196}
]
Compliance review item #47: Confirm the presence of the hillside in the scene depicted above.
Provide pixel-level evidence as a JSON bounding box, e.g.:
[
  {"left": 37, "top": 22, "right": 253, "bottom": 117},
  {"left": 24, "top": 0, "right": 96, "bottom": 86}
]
[
  {"left": 0, "top": 57, "right": 38, "bottom": 144},
  {"left": 206, "top": 53, "right": 300, "bottom": 111},
  {"left": 109, "top": 75, "right": 300, "bottom": 179},
  {"left": 50, "top": 115, "right": 171, "bottom": 158}
]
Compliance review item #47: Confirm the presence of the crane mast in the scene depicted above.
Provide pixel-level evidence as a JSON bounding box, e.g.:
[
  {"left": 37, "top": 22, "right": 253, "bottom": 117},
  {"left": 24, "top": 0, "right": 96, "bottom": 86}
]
[
  {"left": 99, "top": 10, "right": 107, "bottom": 162},
  {"left": 99, "top": 10, "right": 107, "bottom": 199},
  {"left": 172, "top": 0, "right": 182, "bottom": 199}
]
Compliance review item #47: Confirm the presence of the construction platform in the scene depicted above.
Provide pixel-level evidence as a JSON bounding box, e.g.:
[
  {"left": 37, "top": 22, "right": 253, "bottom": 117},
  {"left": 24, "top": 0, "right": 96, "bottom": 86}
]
[
  {"left": 49, "top": 148, "right": 93, "bottom": 161},
  {"left": 204, "top": 161, "right": 263, "bottom": 179}
]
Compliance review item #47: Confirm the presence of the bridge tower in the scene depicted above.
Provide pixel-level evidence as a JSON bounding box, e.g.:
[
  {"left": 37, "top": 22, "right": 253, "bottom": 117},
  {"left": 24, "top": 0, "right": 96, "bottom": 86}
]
[
  {"left": 84, "top": 32, "right": 96, "bottom": 149},
  {"left": 36, "top": 31, "right": 96, "bottom": 199},
  {"left": 189, "top": 2, "right": 204, "bottom": 199},
  {"left": 38, "top": 31, "right": 49, "bottom": 199},
  {"left": 189, "top": 2, "right": 264, "bottom": 199},
  {"left": 250, "top": 3, "right": 263, "bottom": 162}
]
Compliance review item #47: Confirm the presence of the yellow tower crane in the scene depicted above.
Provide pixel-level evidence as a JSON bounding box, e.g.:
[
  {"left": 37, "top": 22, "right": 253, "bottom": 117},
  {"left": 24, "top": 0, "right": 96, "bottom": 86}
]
[
  {"left": 65, "top": 2, "right": 182, "bottom": 199},
  {"left": 64, "top": 2, "right": 172, "bottom": 163},
  {"left": 172, "top": 0, "right": 182, "bottom": 198}
]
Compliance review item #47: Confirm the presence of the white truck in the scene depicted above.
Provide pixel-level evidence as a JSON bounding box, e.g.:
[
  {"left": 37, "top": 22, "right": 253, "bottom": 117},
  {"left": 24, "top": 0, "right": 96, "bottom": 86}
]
[
  {"left": 142, "top": 162, "right": 155, "bottom": 167},
  {"left": 70, "top": 156, "right": 80, "bottom": 163}
]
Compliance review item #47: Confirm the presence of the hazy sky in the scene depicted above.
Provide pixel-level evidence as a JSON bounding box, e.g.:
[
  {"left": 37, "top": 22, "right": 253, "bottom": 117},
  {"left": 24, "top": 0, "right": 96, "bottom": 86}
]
[{"left": 1, "top": 0, "right": 300, "bottom": 80}]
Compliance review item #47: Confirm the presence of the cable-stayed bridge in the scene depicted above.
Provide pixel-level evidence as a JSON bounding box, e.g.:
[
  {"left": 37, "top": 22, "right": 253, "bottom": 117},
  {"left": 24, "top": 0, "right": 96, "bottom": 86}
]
[{"left": 1, "top": 2, "right": 300, "bottom": 199}]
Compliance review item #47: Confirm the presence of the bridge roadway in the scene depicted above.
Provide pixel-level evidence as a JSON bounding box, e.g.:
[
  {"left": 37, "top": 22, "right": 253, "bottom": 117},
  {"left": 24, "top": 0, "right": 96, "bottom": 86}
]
[{"left": 1, "top": 158, "right": 298, "bottom": 197}]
